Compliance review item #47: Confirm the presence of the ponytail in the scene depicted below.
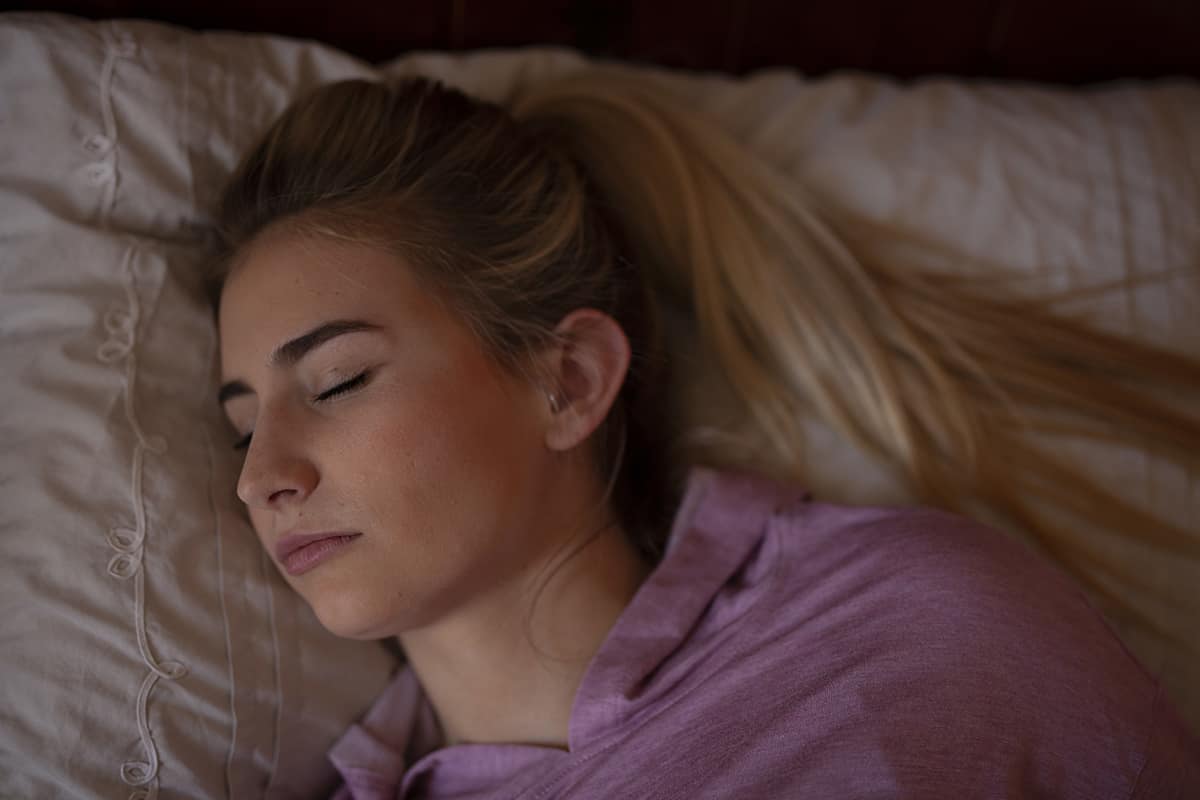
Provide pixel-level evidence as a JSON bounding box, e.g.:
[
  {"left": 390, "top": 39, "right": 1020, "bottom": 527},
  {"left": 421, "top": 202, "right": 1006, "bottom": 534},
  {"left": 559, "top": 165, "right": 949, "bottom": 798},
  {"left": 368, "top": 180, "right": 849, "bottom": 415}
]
[{"left": 510, "top": 71, "right": 1200, "bottom": 658}]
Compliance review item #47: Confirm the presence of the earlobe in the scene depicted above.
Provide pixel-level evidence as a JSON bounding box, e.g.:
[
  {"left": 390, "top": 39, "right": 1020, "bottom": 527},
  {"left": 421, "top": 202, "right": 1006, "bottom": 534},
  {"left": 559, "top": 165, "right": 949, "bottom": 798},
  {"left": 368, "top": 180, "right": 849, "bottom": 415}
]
[{"left": 541, "top": 309, "right": 631, "bottom": 453}]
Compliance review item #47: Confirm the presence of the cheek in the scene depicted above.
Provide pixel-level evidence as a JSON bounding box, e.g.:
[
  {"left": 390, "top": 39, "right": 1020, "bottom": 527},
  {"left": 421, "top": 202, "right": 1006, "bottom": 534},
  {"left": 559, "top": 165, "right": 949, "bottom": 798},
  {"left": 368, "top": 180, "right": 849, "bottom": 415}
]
[{"left": 348, "top": 367, "right": 539, "bottom": 533}]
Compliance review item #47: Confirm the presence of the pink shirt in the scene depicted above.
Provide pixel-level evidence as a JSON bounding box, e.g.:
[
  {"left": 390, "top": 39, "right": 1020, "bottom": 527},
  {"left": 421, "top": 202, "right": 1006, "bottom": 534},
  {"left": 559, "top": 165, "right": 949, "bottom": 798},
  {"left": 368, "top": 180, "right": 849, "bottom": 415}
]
[{"left": 328, "top": 466, "right": 1200, "bottom": 798}]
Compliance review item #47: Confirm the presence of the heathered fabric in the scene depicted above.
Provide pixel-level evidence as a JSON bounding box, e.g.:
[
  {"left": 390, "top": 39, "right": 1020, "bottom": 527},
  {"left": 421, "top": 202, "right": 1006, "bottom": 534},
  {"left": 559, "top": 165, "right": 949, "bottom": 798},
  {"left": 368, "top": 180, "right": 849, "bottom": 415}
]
[{"left": 328, "top": 466, "right": 1200, "bottom": 798}]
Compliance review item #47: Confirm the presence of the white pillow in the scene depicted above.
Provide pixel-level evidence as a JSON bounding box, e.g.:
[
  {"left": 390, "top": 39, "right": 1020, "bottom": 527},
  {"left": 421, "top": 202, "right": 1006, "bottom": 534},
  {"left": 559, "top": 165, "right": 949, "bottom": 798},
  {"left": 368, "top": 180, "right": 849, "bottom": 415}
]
[
  {"left": 2, "top": 12, "right": 1197, "bottom": 797},
  {"left": 0, "top": 15, "right": 393, "bottom": 799}
]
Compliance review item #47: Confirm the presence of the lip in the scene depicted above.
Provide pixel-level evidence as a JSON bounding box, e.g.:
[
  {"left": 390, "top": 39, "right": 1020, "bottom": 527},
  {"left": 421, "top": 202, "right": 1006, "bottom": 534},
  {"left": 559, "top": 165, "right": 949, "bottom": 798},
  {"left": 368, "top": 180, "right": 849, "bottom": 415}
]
[{"left": 274, "top": 531, "right": 361, "bottom": 576}]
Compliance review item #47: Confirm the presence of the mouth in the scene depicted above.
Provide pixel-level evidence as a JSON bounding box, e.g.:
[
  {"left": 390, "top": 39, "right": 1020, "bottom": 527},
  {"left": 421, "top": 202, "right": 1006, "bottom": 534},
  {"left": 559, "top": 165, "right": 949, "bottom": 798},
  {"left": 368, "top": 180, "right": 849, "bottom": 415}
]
[{"left": 274, "top": 531, "right": 362, "bottom": 576}]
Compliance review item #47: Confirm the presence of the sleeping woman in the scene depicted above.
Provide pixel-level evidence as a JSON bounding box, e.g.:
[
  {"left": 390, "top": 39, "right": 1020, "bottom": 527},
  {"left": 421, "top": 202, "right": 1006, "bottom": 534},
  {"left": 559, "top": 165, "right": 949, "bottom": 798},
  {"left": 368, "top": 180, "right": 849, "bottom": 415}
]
[{"left": 209, "top": 73, "right": 1200, "bottom": 797}]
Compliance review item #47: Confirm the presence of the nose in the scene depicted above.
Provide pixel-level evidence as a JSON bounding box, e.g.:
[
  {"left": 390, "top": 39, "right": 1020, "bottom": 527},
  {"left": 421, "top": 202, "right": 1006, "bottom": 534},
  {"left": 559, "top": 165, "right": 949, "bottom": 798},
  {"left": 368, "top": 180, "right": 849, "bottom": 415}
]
[{"left": 236, "top": 421, "right": 319, "bottom": 510}]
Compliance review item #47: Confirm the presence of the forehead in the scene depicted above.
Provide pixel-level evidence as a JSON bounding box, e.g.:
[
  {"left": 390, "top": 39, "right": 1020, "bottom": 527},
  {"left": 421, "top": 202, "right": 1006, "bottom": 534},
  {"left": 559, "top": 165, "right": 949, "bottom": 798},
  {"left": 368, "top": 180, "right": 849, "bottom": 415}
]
[{"left": 217, "top": 232, "right": 427, "bottom": 370}]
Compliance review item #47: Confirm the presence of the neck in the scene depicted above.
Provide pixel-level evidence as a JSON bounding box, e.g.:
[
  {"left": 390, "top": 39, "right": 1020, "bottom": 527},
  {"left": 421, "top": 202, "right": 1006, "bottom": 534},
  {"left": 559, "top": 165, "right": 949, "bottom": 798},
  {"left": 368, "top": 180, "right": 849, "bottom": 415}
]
[{"left": 398, "top": 513, "right": 650, "bottom": 750}]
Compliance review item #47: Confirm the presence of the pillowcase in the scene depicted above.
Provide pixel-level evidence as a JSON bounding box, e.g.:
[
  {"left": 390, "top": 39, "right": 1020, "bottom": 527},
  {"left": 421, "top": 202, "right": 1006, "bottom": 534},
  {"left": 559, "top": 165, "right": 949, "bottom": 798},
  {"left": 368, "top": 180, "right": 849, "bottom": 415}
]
[
  {"left": 2, "top": 12, "right": 1197, "bottom": 797},
  {"left": 0, "top": 15, "right": 393, "bottom": 799}
]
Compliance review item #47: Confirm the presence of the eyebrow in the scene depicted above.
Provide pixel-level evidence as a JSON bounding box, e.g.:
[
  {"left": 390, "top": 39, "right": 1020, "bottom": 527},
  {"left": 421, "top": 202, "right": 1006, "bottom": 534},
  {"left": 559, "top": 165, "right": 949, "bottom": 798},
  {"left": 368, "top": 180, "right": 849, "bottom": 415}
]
[{"left": 218, "top": 319, "right": 384, "bottom": 405}]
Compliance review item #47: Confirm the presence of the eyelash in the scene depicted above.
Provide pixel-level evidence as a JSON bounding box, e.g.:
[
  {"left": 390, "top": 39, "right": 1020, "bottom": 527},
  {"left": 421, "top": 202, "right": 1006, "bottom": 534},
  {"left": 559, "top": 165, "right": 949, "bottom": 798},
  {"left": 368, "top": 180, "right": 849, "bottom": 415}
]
[{"left": 232, "top": 370, "right": 371, "bottom": 451}]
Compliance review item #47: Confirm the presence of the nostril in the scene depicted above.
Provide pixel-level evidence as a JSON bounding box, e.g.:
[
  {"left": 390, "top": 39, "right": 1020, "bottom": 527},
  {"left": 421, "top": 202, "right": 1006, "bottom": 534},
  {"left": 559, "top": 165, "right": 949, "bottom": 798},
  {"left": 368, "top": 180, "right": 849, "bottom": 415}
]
[{"left": 269, "top": 487, "right": 299, "bottom": 505}]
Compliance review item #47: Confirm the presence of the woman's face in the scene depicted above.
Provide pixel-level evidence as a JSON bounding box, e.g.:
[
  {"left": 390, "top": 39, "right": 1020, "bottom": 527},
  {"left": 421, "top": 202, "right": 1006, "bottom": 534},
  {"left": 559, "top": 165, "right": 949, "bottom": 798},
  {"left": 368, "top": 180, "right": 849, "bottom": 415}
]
[{"left": 217, "top": 230, "right": 568, "bottom": 640}]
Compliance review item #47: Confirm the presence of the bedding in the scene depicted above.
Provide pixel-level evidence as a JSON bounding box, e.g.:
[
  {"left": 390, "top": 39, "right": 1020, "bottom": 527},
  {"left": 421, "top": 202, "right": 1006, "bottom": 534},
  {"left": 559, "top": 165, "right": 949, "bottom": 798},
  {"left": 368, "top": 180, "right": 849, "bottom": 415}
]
[{"left": 1, "top": 12, "right": 1196, "bottom": 798}]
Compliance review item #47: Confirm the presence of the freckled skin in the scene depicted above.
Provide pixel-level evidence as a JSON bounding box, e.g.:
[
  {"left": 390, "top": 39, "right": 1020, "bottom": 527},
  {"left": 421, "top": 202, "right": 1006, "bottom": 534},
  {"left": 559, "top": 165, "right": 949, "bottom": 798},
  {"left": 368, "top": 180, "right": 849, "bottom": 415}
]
[{"left": 218, "top": 232, "right": 568, "bottom": 640}]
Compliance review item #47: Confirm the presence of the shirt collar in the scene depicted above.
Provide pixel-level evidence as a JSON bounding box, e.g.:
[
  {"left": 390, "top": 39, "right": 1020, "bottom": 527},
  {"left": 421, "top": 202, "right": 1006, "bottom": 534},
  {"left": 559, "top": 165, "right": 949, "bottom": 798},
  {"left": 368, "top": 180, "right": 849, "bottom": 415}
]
[
  {"left": 567, "top": 465, "right": 809, "bottom": 746},
  {"left": 327, "top": 667, "right": 439, "bottom": 797}
]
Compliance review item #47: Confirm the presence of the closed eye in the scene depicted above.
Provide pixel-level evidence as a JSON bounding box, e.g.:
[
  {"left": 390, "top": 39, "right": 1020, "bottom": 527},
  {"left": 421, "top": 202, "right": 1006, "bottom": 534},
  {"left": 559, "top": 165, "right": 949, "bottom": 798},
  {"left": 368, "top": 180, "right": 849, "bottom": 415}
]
[
  {"left": 314, "top": 370, "right": 371, "bottom": 404},
  {"left": 232, "top": 370, "right": 373, "bottom": 451}
]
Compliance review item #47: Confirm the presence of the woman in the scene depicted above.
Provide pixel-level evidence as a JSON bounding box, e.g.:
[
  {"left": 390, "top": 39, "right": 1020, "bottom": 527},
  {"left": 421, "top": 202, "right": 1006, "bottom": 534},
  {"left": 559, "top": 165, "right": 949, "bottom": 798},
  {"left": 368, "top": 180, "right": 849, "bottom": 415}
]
[{"left": 210, "top": 73, "right": 1200, "bottom": 797}]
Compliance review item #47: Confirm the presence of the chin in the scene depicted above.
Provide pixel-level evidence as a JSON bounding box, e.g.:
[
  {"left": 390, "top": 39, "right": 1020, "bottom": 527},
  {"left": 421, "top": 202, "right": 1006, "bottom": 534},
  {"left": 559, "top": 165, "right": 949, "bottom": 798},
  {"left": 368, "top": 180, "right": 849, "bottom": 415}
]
[
  {"left": 315, "top": 608, "right": 396, "bottom": 641},
  {"left": 303, "top": 586, "right": 398, "bottom": 641}
]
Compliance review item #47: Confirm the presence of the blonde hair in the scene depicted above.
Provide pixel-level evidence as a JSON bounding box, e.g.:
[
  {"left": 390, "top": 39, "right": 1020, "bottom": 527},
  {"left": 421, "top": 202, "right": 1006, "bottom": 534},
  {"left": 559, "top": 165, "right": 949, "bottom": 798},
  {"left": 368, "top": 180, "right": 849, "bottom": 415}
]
[{"left": 210, "top": 72, "right": 1200, "bottom": 657}]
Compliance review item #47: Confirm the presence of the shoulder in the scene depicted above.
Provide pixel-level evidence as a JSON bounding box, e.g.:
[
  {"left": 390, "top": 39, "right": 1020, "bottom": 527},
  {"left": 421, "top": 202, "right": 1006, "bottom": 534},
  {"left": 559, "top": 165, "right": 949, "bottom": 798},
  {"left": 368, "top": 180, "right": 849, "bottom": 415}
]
[
  {"left": 764, "top": 498, "right": 1114, "bottom": 647},
  {"left": 687, "top": 467, "right": 1155, "bottom": 705},
  {"left": 726, "top": 492, "right": 1200, "bottom": 795},
  {"left": 691, "top": 467, "right": 1126, "bottom": 669},
  {"left": 758, "top": 498, "right": 1141, "bottom": 696}
]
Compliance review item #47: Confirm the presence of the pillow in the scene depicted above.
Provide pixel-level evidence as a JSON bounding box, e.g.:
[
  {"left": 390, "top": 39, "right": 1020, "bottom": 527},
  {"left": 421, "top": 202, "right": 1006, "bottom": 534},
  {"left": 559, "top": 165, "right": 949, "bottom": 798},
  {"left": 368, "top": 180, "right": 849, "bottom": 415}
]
[
  {"left": 2, "top": 12, "right": 1197, "bottom": 797},
  {"left": 0, "top": 15, "right": 393, "bottom": 799}
]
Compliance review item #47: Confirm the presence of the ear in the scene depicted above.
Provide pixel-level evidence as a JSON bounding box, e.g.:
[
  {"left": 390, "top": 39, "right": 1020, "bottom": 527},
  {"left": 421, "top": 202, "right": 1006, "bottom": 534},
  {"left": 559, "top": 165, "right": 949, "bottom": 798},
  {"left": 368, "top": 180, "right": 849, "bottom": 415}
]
[{"left": 540, "top": 308, "right": 631, "bottom": 452}]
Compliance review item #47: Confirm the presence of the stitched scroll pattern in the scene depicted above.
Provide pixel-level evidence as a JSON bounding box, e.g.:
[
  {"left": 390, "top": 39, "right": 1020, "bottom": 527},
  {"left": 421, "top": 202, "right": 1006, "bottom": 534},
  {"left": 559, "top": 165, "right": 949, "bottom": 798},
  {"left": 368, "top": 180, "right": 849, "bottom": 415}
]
[{"left": 90, "top": 23, "right": 188, "bottom": 800}]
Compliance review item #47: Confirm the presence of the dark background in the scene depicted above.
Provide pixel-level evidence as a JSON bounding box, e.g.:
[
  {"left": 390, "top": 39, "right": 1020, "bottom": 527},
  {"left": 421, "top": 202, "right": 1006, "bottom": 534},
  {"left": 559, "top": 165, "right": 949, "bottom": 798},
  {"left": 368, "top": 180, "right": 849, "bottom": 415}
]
[{"left": 6, "top": 0, "right": 1200, "bottom": 83}]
